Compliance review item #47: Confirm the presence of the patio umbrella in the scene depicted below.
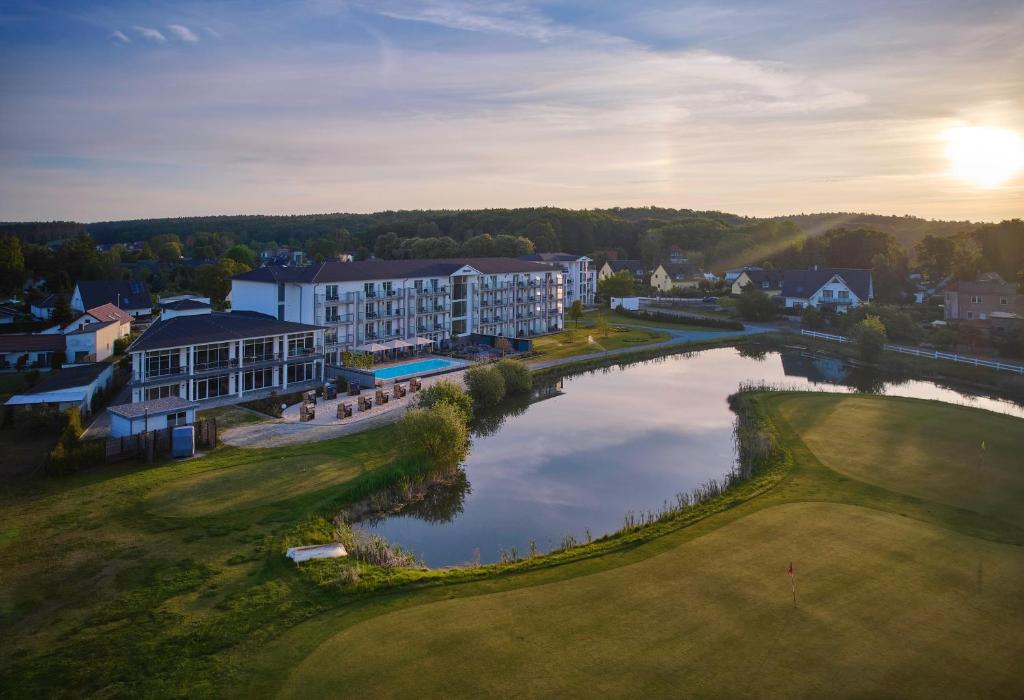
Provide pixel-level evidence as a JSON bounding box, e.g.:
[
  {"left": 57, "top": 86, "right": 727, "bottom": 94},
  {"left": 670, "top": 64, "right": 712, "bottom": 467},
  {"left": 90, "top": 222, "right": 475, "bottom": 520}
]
[
  {"left": 412, "top": 336, "right": 434, "bottom": 346},
  {"left": 355, "top": 342, "right": 389, "bottom": 353},
  {"left": 384, "top": 338, "right": 414, "bottom": 349}
]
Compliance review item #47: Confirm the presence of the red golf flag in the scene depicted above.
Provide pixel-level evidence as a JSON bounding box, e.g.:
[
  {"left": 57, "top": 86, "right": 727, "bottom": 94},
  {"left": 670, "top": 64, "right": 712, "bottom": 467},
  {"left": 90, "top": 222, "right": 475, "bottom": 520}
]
[{"left": 787, "top": 562, "right": 793, "bottom": 577}]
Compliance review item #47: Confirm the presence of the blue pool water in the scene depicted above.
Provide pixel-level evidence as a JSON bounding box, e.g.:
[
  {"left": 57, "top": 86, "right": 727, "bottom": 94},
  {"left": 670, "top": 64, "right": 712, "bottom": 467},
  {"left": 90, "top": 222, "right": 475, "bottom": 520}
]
[{"left": 373, "top": 357, "right": 466, "bottom": 381}]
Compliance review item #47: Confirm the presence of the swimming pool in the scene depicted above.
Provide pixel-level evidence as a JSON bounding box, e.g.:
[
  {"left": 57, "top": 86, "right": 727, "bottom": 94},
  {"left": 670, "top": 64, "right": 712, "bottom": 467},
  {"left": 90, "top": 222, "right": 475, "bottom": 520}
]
[{"left": 372, "top": 357, "right": 467, "bottom": 381}]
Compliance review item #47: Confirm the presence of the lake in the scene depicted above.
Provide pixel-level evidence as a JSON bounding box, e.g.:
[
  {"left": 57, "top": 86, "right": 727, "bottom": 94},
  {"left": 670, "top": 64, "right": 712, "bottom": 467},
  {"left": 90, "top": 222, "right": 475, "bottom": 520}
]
[{"left": 363, "top": 346, "right": 1024, "bottom": 566}]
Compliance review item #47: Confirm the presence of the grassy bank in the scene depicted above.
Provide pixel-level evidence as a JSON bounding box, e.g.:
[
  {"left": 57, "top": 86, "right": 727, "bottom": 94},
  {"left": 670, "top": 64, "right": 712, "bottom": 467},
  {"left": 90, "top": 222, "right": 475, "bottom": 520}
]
[{"left": 528, "top": 324, "right": 670, "bottom": 361}]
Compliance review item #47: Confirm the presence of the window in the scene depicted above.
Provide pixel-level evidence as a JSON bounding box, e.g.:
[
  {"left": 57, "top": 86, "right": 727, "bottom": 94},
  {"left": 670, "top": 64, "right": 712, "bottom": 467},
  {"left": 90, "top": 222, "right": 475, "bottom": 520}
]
[
  {"left": 146, "top": 384, "right": 179, "bottom": 400},
  {"left": 326, "top": 284, "right": 339, "bottom": 301},
  {"left": 277, "top": 305, "right": 285, "bottom": 321},
  {"left": 822, "top": 289, "right": 834, "bottom": 299},
  {"left": 287, "top": 362, "right": 314, "bottom": 383},
  {"left": 194, "top": 342, "right": 230, "bottom": 372},
  {"left": 967, "top": 311, "right": 974, "bottom": 320},
  {"left": 278, "top": 284, "right": 285, "bottom": 302},
  {"left": 243, "top": 367, "right": 274, "bottom": 391},
  {"left": 364, "top": 322, "right": 374, "bottom": 338},
  {"left": 415, "top": 279, "right": 424, "bottom": 292},
  {"left": 838, "top": 290, "right": 850, "bottom": 300},
  {"left": 194, "top": 375, "right": 229, "bottom": 400},
  {"left": 364, "top": 282, "right": 375, "bottom": 297},
  {"left": 383, "top": 281, "right": 393, "bottom": 295},
  {"left": 243, "top": 337, "right": 274, "bottom": 362},
  {"left": 146, "top": 349, "right": 181, "bottom": 378},
  {"left": 287, "top": 333, "right": 314, "bottom": 356},
  {"left": 167, "top": 411, "right": 188, "bottom": 428},
  {"left": 1001, "top": 297, "right": 1008, "bottom": 305},
  {"left": 972, "top": 295, "right": 982, "bottom": 304},
  {"left": 325, "top": 306, "right": 339, "bottom": 322}
]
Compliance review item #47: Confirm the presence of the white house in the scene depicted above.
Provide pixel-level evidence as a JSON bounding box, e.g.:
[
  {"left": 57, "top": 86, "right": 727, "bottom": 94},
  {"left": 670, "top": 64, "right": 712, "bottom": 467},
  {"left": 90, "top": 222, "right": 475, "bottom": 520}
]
[
  {"left": 230, "top": 258, "right": 565, "bottom": 366},
  {"left": 127, "top": 311, "right": 326, "bottom": 403},
  {"left": 65, "top": 320, "right": 120, "bottom": 363},
  {"left": 63, "top": 303, "right": 133, "bottom": 338},
  {"left": 72, "top": 281, "right": 152, "bottom": 317},
  {"left": 30, "top": 293, "right": 62, "bottom": 320},
  {"left": 779, "top": 267, "right": 873, "bottom": 312},
  {"left": 159, "top": 298, "right": 212, "bottom": 320},
  {"left": 518, "top": 253, "right": 596, "bottom": 305},
  {"left": 4, "top": 362, "right": 113, "bottom": 415},
  {"left": 108, "top": 396, "right": 199, "bottom": 437},
  {"left": 0, "top": 333, "right": 65, "bottom": 369}
]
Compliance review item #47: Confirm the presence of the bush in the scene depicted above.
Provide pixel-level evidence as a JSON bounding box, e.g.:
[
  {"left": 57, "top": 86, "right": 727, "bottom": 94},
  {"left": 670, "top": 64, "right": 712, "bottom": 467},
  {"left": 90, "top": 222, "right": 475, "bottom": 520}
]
[
  {"left": 464, "top": 365, "right": 506, "bottom": 409},
  {"left": 735, "top": 286, "right": 776, "bottom": 322},
  {"left": 800, "top": 306, "right": 824, "bottom": 330},
  {"left": 495, "top": 359, "right": 532, "bottom": 395},
  {"left": 616, "top": 307, "right": 744, "bottom": 330},
  {"left": 853, "top": 315, "right": 888, "bottom": 362},
  {"left": 398, "top": 402, "right": 470, "bottom": 467},
  {"left": 416, "top": 380, "right": 473, "bottom": 423}
]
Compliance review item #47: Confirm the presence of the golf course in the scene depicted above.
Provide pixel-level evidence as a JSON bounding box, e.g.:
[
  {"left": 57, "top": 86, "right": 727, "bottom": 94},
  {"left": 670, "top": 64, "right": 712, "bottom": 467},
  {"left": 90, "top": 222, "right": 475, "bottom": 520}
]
[{"left": 1, "top": 391, "right": 1023, "bottom": 698}]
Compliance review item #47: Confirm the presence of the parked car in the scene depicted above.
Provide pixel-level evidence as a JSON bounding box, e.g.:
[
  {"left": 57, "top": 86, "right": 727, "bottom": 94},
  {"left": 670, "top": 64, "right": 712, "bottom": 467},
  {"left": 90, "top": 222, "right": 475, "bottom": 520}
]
[{"left": 702, "top": 296, "right": 719, "bottom": 304}]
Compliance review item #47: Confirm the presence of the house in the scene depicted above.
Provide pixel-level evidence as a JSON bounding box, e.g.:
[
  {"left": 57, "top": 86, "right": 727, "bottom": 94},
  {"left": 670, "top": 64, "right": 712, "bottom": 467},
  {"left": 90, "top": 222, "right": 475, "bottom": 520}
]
[
  {"left": 65, "top": 320, "right": 120, "bottom": 363},
  {"left": 731, "top": 269, "right": 783, "bottom": 296},
  {"left": 0, "top": 305, "right": 19, "bottom": 325},
  {"left": 127, "top": 311, "right": 327, "bottom": 403},
  {"left": 30, "top": 293, "right": 62, "bottom": 320},
  {"left": 944, "top": 274, "right": 1023, "bottom": 333},
  {"left": 231, "top": 258, "right": 565, "bottom": 365},
  {"left": 3, "top": 362, "right": 113, "bottom": 415},
  {"left": 108, "top": 397, "right": 199, "bottom": 438},
  {"left": 159, "top": 298, "right": 213, "bottom": 320},
  {"left": 71, "top": 281, "right": 152, "bottom": 317},
  {"left": 0, "top": 333, "right": 65, "bottom": 369},
  {"left": 724, "top": 266, "right": 762, "bottom": 283},
  {"left": 598, "top": 260, "right": 646, "bottom": 285},
  {"left": 667, "top": 245, "right": 687, "bottom": 264},
  {"left": 650, "top": 262, "right": 700, "bottom": 292},
  {"left": 780, "top": 267, "right": 873, "bottom": 312},
  {"left": 62, "top": 304, "right": 133, "bottom": 338},
  {"left": 519, "top": 253, "right": 596, "bottom": 305}
]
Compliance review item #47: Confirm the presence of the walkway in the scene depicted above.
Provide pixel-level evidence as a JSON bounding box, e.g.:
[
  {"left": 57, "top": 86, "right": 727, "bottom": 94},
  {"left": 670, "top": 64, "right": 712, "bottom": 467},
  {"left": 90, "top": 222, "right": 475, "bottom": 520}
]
[{"left": 220, "top": 371, "right": 466, "bottom": 448}]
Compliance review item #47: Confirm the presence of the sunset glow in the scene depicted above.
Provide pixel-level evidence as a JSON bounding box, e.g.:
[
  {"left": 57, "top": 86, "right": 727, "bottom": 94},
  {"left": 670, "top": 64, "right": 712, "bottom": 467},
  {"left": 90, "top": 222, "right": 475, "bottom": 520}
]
[{"left": 944, "top": 126, "right": 1024, "bottom": 188}]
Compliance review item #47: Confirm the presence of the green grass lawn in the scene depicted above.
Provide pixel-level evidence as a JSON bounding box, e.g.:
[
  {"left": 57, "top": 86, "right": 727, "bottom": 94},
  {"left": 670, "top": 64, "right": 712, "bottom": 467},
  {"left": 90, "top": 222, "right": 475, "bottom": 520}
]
[
  {"left": 581, "top": 307, "right": 717, "bottom": 331},
  {"left": 2, "top": 391, "right": 1024, "bottom": 698},
  {"left": 198, "top": 404, "right": 268, "bottom": 431},
  {"left": 530, "top": 323, "right": 671, "bottom": 361}
]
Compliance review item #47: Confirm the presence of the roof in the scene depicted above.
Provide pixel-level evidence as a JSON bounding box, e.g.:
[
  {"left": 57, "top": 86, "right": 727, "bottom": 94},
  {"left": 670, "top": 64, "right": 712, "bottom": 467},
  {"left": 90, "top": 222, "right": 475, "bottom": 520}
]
[
  {"left": 660, "top": 262, "right": 698, "bottom": 279},
  {"left": 0, "top": 333, "right": 66, "bottom": 353},
  {"left": 87, "top": 303, "right": 133, "bottom": 325},
  {"left": 606, "top": 260, "right": 644, "bottom": 275},
  {"left": 75, "top": 280, "right": 151, "bottom": 310},
  {"left": 66, "top": 320, "right": 118, "bottom": 336},
  {"left": 233, "top": 257, "right": 558, "bottom": 285},
  {"left": 129, "top": 311, "right": 323, "bottom": 352},
  {"left": 160, "top": 299, "right": 212, "bottom": 311},
  {"left": 18, "top": 363, "right": 111, "bottom": 395},
  {"left": 0, "top": 305, "right": 18, "bottom": 317},
  {"left": 946, "top": 279, "right": 1017, "bottom": 295},
  {"left": 32, "top": 293, "right": 61, "bottom": 308},
  {"left": 781, "top": 268, "right": 873, "bottom": 301},
  {"left": 519, "top": 253, "right": 590, "bottom": 263},
  {"left": 108, "top": 396, "right": 199, "bottom": 419},
  {"left": 739, "top": 269, "right": 783, "bottom": 288}
]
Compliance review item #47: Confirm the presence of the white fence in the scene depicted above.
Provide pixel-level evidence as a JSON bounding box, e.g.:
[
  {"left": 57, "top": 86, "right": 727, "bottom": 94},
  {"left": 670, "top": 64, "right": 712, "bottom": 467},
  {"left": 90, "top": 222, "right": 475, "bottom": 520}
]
[{"left": 799, "top": 329, "right": 1024, "bottom": 375}]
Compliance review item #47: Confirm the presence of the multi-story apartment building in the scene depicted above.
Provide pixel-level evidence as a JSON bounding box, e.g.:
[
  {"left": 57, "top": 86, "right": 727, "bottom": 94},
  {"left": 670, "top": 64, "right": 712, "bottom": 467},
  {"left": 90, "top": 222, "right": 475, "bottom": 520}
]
[
  {"left": 518, "top": 253, "right": 596, "bottom": 305},
  {"left": 944, "top": 273, "right": 1023, "bottom": 333},
  {"left": 231, "top": 258, "right": 564, "bottom": 365},
  {"left": 127, "top": 311, "right": 326, "bottom": 403}
]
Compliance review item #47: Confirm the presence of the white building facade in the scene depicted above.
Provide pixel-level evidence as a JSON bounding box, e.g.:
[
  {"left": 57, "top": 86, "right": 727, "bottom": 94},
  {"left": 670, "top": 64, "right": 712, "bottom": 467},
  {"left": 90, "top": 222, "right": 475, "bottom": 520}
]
[
  {"left": 518, "top": 253, "right": 595, "bottom": 306},
  {"left": 231, "top": 258, "right": 565, "bottom": 366},
  {"left": 127, "top": 312, "right": 326, "bottom": 403}
]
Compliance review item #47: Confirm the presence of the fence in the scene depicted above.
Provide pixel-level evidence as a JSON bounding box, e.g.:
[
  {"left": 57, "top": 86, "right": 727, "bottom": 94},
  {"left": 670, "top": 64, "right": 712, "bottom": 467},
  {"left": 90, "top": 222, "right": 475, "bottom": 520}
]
[
  {"left": 105, "top": 418, "right": 217, "bottom": 463},
  {"left": 799, "top": 329, "right": 1024, "bottom": 375}
]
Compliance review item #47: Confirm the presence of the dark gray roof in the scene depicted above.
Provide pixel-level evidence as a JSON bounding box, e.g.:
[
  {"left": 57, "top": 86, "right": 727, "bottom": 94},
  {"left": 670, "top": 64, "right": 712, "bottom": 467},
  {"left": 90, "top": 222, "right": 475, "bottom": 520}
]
[
  {"left": 519, "top": 253, "right": 588, "bottom": 263},
  {"left": 233, "top": 257, "right": 558, "bottom": 284},
  {"left": 740, "top": 269, "right": 783, "bottom": 289},
  {"left": 66, "top": 320, "right": 117, "bottom": 336},
  {"left": 160, "top": 299, "right": 211, "bottom": 311},
  {"left": 661, "top": 262, "right": 698, "bottom": 279},
  {"left": 0, "top": 333, "right": 66, "bottom": 352},
  {"left": 33, "top": 293, "right": 61, "bottom": 308},
  {"left": 781, "top": 268, "right": 873, "bottom": 301},
  {"left": 129, "top": 311, "right": 322, "bottom": 352},
  {"left": 947, "top": 279, "right": 1017, "bottom": 295},
  {"left": 76, "top": 280, "right": 151, "bottom": 310},
  {"left": 607, "top": 260, "right": 645, "bottom": 275},
  {"left": 21, "top": 363, "right": 110, "bottom": 394},
  {"left": 108, "top": 396, "right": 199, "bottom": 418}
]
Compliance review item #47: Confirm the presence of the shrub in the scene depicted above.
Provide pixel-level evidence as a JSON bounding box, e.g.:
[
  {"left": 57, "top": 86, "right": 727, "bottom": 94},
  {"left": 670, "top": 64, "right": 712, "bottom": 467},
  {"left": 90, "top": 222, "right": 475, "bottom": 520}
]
[
  {"left": 398, "top": 402, "right": 470, "bottom": 467},
  {"left": 495, "top": 359, "right": 532, "bottom": 395},
  {"left": 736, "top": 286, "right": 776, "bottom": 322},
  {"left": 800, "top": 306, "right": 824, "bottom": 330},
  {"left": 853, "top": 315, "right": 888, "bottom": 362},
  {"left": 464, "top": 365, "right": 506, "bottom": 409},
  {"left": 616, "top": 307, "right": 744, "bottom": 331},
  {"left": 416, "top": 380, "right": 472, "bottom": 423}
]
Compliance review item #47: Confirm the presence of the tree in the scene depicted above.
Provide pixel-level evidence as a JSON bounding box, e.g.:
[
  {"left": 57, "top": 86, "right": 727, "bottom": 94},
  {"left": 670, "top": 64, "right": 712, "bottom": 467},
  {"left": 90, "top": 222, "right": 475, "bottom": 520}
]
[
  {"left": 225, "top": 244, "right": 256, "bottom": 268},
  {"left": 853, "top": 315, "right": 887, "bottom": 362},
  {"left": 568, "top": 300, "right": 584, "bottom": 328},
  {"left": 523, "top": 221, "right": 559, "bottom": 253},
  {"left": 373, "top": 232, "right": 401, "bottom": 259},
  {"left": 52, "top": 295, "right": 73, "bottom": 325},
  {"left": 398, "top": 402, "right": 470, "bottom": 467},
  {"left": 156, "top": 240, "right": 183, "bottom": 263},
  {"left": 800, "top": 306, "right": 824, "bottom": 330},
  {"left": 464, "top": 365, "right": 506, "bottom": 409},
  {"left": 597, "top": 270, "right": 635, "bottom": 301},
  {"left": 638, "top": 229, "right": 664, "bottom": 270},
  {"left": 196, "top": 258, "right": 250, "bottom": 306},
  {"left": 0, "top": 235, "right": 27, "bottom": 297},
  {"left": 495, "top": 359, "right": 531, "bottom": 394},
  {"left": 594, "top": 315, "right": 611, "bottom": 338},
  {"left": 495, "top": 336, "right": 512, "bottom": 356},
  {"left": 462, "top": 234, "right": 498, "bottom": 257},
  {"left": 416, "top": 380, "right": 473, "bottom": 423},
  {"left": 736, "top": 285, "right": 776, "bottom": 321}
]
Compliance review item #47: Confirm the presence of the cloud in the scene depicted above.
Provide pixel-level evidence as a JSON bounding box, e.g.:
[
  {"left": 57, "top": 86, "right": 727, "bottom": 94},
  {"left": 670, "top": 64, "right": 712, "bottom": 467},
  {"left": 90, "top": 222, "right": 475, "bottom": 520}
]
[
  {"left": 168, "top": 24, "right": 199, "bottom": 43},
  {"left": 203, "top": 26, "right": 223, "bottom": 39},
  {"left": 109, "top": 30, "right": 131, "bottom": 45},
  {"left": 132, "top": 26, "right": 166, "bottom": 43},
  {"left": 360, "top": 0, "right": 572, "bottom": 43}
]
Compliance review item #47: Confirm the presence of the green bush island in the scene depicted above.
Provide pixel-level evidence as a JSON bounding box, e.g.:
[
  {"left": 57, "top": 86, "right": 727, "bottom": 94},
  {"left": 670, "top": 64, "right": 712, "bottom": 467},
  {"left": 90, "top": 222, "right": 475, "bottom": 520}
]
[
  {"left": 464, "top": 365, "right": 506, "bottom": 409},
  {"left": 495, "top": 359, "right": 532, "bottom": 395}
]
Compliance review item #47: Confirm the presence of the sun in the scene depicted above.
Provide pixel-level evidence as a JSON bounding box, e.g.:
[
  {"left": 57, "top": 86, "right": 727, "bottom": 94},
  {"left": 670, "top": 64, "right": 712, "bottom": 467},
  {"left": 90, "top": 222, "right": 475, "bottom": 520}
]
[{"left": 943, "top": 126, "right": 1024, "bottom": 187}]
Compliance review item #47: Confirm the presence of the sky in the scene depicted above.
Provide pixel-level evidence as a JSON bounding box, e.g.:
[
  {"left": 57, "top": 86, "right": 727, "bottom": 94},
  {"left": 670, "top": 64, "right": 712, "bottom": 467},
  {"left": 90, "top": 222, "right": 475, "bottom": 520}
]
[{"left": 0, "top": 0, "right": 1022, "bottom": 223}]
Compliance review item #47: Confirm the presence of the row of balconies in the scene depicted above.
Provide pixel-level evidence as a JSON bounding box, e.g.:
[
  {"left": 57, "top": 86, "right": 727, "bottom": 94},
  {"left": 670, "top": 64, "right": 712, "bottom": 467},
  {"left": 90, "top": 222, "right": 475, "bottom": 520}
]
[{"left": 132, "top": 349, "right": 324, "bottom": 386}]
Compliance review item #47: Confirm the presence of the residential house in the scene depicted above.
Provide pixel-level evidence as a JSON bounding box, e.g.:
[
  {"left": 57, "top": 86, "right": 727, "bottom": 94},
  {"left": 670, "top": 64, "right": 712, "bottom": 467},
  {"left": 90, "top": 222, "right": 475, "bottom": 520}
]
[
  {"left": 231, "top": 258, "right": 565, "bottom": 366},
  {"left": 519, "top": 252, "right": 596, "bottom": 305},
  {"left": 724, "top": 266, "right": 763, "bottom": 283},
  {"left": 4, "top": 363, "right": 113, "bottom": 416},
  {"left": 731, "top": 269, "right": 783, "bottom": 296},
  {"left": 159, "top": 296, "right": 213, "bottom": 320},
  {"left": 108, "top": 396, "right": 199, "bottom": 438},
  {"left": 0, "top": 305, "right": 19, "bottom": 325},
  {"left": 72, "top": 280, "right": 152, "bottom": 317},
  {"left": 127, "top": 311, "right": 327, "bottom": 404},
  {"left": 63, "top": 303, "right": 133, "bottom": 338},
  {"left": 65, "top": 320, "right": 120, "bottom": 363},
  {"left": 0, "top": 333, "right": 65, "bottom": 369},
  {"left": 30, "top": 293, "right": 62, "bottom": 320},
  {"left": 779, "top": 267, "right": 873, "bottom": 312},
  {"left": 598, "top": 260, "right": 646, "bottom": 285},
  {"left": 650, "top": 261, "right": 701, "bottom": 292},
  {"left": 944, "top": 273, "right": 1022, "bottom": 334}
]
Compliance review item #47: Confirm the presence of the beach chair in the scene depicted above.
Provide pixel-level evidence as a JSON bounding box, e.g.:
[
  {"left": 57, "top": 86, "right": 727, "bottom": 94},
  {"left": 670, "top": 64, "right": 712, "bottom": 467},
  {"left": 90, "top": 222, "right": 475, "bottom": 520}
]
[
  {"left": 348, "top": 383, "right": 360, "bottom": 397},
  {"left": 337, "top": 402, "right": 352, "bottom": 419},
  {"left": 409, "top": 377, "right": 422, "bottom": 392},
  {"left": 358, "top": 395, "right": 373, "bottom": 412},
  {"left": 324, "top": 383, "right": 338, "bottom": 400}
]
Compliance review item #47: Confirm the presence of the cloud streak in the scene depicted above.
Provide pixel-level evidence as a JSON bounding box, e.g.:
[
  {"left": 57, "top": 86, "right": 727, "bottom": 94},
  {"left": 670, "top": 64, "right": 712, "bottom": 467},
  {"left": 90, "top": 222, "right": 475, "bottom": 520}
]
[
  {"left": 167, "top": 24, "right": 199, "bottom": 43},
  {"left": 132, "top": 25, "right": 166, "bottom": 43}
]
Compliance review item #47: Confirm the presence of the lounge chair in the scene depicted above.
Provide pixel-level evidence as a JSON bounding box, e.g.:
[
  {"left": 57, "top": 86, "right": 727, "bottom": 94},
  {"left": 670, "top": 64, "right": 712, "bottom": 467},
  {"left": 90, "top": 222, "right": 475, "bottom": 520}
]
[
  {"left": 337, "top": 402, "right": 352, "bottom": 419},
  {"left": 348, "top": 383, "right": 360, "bottom": 396},
  {"left": 358, "top": 396, "right": 373, "bottom": 412},
  {"left": 409, "top": 377, "right": 422, "bottom": 392}
]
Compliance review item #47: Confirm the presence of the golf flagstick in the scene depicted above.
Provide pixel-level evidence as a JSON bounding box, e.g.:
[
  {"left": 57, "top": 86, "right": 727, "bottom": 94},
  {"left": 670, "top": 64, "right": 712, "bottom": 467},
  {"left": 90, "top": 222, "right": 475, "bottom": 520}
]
[{"left": 788, "top": 561, "right": 796, "bottom": 606}]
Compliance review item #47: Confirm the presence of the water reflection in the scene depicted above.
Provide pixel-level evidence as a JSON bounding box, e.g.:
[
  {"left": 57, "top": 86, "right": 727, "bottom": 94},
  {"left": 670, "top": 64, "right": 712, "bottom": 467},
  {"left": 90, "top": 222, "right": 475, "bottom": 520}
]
[{"left": 365, "top": 347, "right": 1024, "bottom": 567}]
